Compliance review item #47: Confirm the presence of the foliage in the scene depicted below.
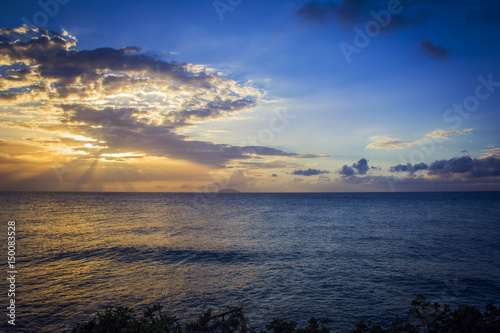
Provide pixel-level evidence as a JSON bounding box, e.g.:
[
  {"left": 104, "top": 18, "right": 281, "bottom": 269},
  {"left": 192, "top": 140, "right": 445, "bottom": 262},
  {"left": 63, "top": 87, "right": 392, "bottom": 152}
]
[
  {"left": 263, "top": 317, "right": 332, "bottom": 333},
  {"left": 72, "top": 296, "right": 500, "bottom": 333},
  {"left": 352, "top": 295, "right": 500, "bottom": 333},
  {"left": 72, "top": 303, "right": 182, "bottom": 333}
]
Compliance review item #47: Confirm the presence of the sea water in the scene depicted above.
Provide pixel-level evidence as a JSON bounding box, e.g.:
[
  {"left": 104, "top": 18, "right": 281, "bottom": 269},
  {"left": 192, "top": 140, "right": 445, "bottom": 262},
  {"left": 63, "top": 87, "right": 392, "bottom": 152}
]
[{"left": 0, "top": 191, "right": 499, "bottom": 332}]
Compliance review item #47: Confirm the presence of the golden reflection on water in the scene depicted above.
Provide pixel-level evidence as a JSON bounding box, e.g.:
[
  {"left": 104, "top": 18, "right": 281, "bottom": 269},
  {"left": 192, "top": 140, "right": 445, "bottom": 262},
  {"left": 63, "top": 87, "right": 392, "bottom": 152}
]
[
  {"left": 12, "top": 193, "right": 260, "bottom": 331},
  {"left": 2, "top": 192, "right": 500, "bottom": 332}
]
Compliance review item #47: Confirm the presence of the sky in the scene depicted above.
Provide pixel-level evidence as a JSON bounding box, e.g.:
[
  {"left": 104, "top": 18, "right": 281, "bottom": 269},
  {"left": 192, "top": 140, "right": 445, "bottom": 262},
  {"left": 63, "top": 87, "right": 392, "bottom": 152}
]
[{"left": 0, "top": 0, "right": 499, "bottom": 192}]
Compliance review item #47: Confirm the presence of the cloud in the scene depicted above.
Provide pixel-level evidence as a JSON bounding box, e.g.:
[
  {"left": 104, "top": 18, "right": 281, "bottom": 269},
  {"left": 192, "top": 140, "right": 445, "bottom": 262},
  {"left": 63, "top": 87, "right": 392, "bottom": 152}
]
[
  {"left": 367, "top": 136, "right": 406, "bottom": 149},
  {"left": 338, "top": 158, "right": 371, "bottom": 176},
  {"left": 292, "top": 168, "right": 330, "bottom": 176},
  {"left": 0, "top": 93, "right": 19, "bottom": 100},
  {"left": 389, "top": 162, "right": 428, "bottom": 173},
  {"left": 240, "top": 160, "right": 305, "bottom": 169},
  {"left": 353, "top": 157, "right": 369, "bottom": 174},
  {"left": 367, "top": 129, "right": 472, "bottom": 149},
  {"left": 0, "top": 26, "right": 77, "bottom": 64},
  {"left": 482, "top": 147, "right": 500, "bottom": 158},
  {"left": 335, "top": 157, "right": 500, "bottom": 192},
  {"left": 420, "top": 38, "right": 451, "bottom": 59},
  {"left": 317, "top": 174, "right": 331, "bottom": 183},
  {"left": 295, "top": 0, "right": 386, "bottom": 26},
  {"left": 339, "top": 164, "right": 356, "bottom": 177},
  {"left": 295, "top": 0, "right": 429, "bottom": 32},
  {"left": 295, "top": 1, "right": 336, "bottom": 25},
  {"left": 199, "top": 170, "right": 256, "bottom": 192},
  {"left": 223, "top": 170, "right": 256, "bottom": 191},
  {"left": 337, "top": 173, "right": 500, "bottom": 192},
  {"left": 428, "top": 155, "right": 500, "bottom": 178},
  {"left": 334, "top": 154, "right": 500, "bottom": 191},
  {"left": 378, "top": 155, "right": 500, "bottom": 191},
  {"left": 0, "top": 26, "right": 321, "bottom": 171},
  {"left": 0, "top": 139, "right": 50, "bottom": 164},
  {"left": 48, "top": 104, "right": 317, "bottom": 166}
]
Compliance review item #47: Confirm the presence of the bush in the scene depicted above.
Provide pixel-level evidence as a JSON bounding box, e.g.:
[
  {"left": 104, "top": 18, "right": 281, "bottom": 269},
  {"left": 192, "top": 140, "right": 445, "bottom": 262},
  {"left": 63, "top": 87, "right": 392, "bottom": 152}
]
[
  {"left": 72, "top": 296, "right": 500, "bottom": 333},
  {"left": 352, "top": 295, "right": 500, "bottom": 333},
  {"left": 72, "top": 303, "right": 183, "bottom": 333}
]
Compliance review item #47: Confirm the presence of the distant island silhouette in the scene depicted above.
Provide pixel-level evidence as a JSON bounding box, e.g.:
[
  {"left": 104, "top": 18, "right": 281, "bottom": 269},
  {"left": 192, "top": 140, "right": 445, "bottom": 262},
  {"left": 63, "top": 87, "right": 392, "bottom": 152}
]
[{"left": 217, "top": 189, "right": 241, "bottom": 193}]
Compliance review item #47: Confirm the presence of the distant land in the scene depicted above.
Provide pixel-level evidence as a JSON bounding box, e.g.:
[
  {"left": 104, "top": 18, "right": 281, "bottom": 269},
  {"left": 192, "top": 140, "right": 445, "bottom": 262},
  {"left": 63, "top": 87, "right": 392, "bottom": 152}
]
[{"left": 217, "top": 189, "right": 241, "bottom": 193}]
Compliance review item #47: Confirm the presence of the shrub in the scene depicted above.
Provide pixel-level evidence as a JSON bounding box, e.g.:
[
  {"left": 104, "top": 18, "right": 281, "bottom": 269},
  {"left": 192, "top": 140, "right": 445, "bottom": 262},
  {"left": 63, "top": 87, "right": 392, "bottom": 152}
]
[{"left": 72, "top": 296, "right": 500, "bottom": 333}]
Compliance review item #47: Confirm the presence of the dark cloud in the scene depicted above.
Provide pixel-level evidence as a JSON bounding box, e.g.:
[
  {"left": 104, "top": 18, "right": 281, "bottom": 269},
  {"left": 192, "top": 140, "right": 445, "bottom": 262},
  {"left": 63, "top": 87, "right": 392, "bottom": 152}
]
[
  {"left": 429, "top": 156, "right": 471, "bottom": 174},
  {"left": 381, "top": 155, "right": 500, "bottom": 181},
  {"left": 0, "top": 93, "right": 18, "bottom": 100},
  {"left": 271, "top": 174, "right": 278, "bottom": 177},
  {"left": 295, "top": 1, "right": 336, "bottom": 25},
  {"left": 338, "top": 158, "right": 372, "bottom": 176},
  {"left": 0, "top": 26, "right": 76, "bottom": 63},
  {"left": 295, "top": 0, "right": 379, "bottom": 26},
  {"left": 338, "top": 173, "right": 500, "bottom": 192},
  {"left": 389, "top": 162, "right": 428, "bottom": 173},
  {"left": 171, "top": 98, "right": 257, "bottom": 126},
  {"left": 54, "top": 104, "right": 318, "bottom": 166},
  {"left": 0, "top": 26, "right": 247, "bottom": 112},
  {"left": 353, "top": 158, "right": 369, "bottom": 174},
  {"left": 420, "top": 38, "right": 451, "bottom": 59},
  {"left": 337, "top": 155, "right": 500, "bottom": 191},
  {"left": 339, "top": 164, "right": 356, "bottom": 177},
  {"left": 292, "top": 168, "right": 330, "bottom": 176},
  {"left": 428, "top": 156, "right": 500, "bottom": 178},
  {"left": 0, "top": 26, "right": 323, "bottom": 168},
  {"left": 1, "top": 65, "right": 32, "bottom": 81},
  {"left": 295, "top": 0, "right": 428, "bottom": 32},
  {"left": 0, "top": 34, "right": 211, "bottom": 100}
]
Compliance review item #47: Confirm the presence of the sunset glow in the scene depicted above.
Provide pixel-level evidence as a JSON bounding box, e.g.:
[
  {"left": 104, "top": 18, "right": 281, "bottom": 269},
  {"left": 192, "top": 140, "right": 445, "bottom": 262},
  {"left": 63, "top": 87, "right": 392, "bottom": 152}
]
[{"left": 1, "top": 1, "right": 499, "bottom": 192}]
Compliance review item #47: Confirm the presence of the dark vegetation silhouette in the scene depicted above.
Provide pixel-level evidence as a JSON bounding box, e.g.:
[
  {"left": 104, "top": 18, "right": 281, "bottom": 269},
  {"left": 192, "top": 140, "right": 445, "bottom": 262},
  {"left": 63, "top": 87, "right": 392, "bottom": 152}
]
[{"left": 72, "top": 295, "right": 500, "bottom": 332}]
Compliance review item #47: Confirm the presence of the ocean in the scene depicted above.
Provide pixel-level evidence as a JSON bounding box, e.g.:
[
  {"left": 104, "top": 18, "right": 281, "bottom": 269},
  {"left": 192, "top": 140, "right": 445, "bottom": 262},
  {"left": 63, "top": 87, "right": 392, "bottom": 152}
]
[{"left": 1, "top": 191, "right": 499, "bottom": 332}]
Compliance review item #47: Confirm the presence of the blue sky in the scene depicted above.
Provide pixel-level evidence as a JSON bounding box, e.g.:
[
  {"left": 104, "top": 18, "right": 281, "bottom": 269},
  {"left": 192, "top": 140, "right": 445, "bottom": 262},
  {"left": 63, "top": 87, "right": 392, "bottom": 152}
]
[{"left": 0, "top": 0, "right": 499, "bottom": 191}]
